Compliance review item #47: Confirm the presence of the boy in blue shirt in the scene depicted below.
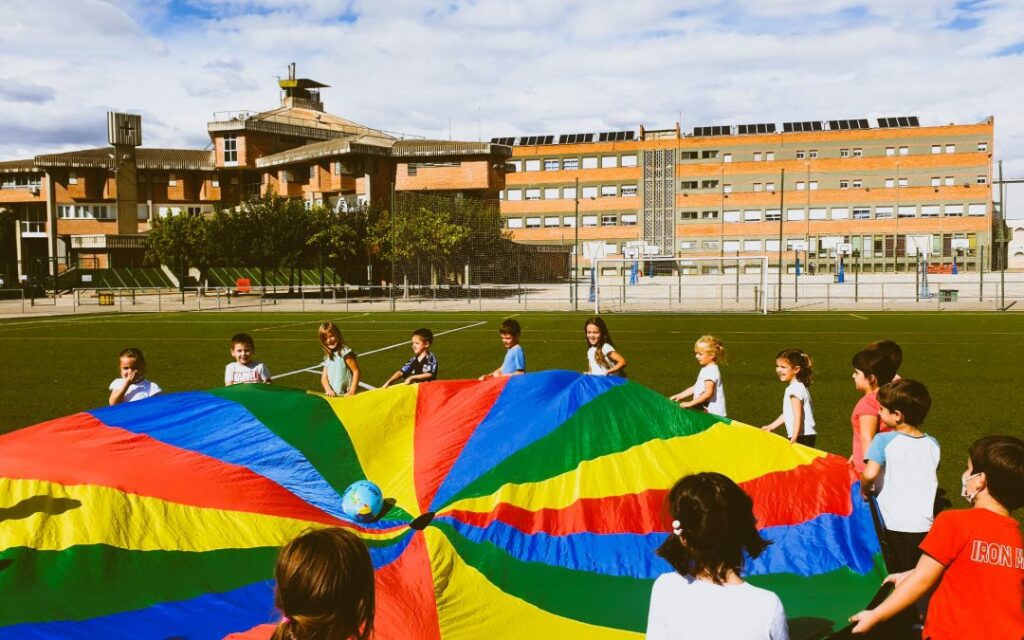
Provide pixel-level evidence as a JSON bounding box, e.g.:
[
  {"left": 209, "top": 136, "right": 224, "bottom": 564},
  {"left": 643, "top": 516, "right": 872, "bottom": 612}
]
[{"left": 480, "top": 318, "right": 525, "bottom": 379}]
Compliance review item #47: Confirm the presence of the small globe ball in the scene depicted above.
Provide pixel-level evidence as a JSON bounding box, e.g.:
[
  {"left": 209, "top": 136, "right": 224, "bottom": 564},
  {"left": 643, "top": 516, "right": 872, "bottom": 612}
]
[{"left": 341, "top": 480, "right": 384, "bottom": 522}]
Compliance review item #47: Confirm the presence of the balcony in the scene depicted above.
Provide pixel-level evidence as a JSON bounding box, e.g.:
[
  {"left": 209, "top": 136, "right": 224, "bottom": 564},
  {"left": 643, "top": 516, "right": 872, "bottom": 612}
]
[{"left": 70, "top": 234, "right": 148, "bottom": 250}]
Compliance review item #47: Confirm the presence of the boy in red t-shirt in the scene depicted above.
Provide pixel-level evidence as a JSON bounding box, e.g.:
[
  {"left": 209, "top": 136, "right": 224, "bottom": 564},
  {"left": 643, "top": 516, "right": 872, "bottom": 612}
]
[{"left": 849, "top": 435, "right": 1024, "bottom": 639}]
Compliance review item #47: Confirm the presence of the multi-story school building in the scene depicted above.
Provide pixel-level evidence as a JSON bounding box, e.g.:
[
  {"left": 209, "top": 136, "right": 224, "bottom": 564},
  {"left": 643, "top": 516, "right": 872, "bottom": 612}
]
[
  {"left": 0, "top": 63, "right": 999, "bottom": 282},
  {"left": 498, "top": 117, "right": 997, "bottom": 275},
  {"left": 0, "top": 65, "right": 509, "bottom": 281}
]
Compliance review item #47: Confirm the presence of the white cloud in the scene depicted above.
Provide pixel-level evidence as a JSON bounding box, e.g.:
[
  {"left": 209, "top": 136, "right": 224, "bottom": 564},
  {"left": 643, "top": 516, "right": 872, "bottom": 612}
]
[{"left": 0, "top": 0, "right": 1022, "bottom": 184}]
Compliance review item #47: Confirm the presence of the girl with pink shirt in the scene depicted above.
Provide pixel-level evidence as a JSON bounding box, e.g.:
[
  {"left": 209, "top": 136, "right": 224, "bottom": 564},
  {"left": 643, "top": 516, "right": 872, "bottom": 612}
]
[{"left": 849, "top": 348, "right": 897, "bottom": 474}]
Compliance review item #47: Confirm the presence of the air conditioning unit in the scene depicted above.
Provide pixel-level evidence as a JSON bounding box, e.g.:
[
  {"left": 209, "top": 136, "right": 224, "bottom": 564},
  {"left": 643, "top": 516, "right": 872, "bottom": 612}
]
[{"left": 28, "top": 186, "right": 40, "bottom": 195}]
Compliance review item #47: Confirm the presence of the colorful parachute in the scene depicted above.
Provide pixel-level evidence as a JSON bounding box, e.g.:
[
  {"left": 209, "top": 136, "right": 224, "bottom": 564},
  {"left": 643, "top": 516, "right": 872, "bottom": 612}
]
[{"left": 0, "top": 372, "right": 884, "bottom": 639}]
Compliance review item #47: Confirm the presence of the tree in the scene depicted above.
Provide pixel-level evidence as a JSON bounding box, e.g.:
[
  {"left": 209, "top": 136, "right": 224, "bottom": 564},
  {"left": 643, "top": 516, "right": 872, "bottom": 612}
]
[
  {"left": 369, "top": 200, "right": 470, "bottom": 285},
  {"left": 306, "top": 203, "right": 358, "bottom": 289},
  {"left": 145, "top": 212, "right": 215, "bottom": 287},
  {"left": 234, "top": 190, "right": 294, "bottom": 288}
]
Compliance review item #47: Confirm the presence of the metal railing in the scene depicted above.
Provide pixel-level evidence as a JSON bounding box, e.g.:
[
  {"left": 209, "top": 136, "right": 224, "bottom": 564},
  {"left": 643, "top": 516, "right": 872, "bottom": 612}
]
[{"left": 2, "top": 275, "right": 1024, "bottom": 316}]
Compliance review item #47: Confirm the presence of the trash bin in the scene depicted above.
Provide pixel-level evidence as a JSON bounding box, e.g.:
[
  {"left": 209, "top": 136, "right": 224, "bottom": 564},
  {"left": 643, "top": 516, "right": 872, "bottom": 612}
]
[{"left": 98, "top": 291, "right": 115, "bottom": 306}]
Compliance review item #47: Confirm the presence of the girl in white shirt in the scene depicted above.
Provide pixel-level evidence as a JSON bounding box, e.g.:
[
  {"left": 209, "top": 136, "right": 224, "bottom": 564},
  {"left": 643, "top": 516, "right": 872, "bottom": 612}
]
[
  {"left": 108, "top": 347, "right": 162, "bottom": 405},
  {"left": 647, "top": 472, "right": 788, "bottom": 640},
  {"left": 762, "top": 349, "right": 817, "bottom": 447},
  {"left": 670, "top": 335, "right": 727, "bottom": 416},
  {"left": 584, "top": 316, "right": 627, "bottom": 376}
]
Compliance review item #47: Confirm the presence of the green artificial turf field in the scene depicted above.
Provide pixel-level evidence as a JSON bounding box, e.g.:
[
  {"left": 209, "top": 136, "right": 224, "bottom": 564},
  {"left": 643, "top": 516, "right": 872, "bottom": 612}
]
[{"left": 2, "top": 310, "right": 1022, "bottom": 521}]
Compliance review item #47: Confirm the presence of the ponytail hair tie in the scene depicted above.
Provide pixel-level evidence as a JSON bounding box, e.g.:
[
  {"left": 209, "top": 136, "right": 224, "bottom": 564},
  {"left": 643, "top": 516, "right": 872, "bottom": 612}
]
[
  {"left": 282, "top": 617, "right": 291, "bottom": 624},
  {"left": 671, "top": 519, "right": 683, "bottom": 536}
]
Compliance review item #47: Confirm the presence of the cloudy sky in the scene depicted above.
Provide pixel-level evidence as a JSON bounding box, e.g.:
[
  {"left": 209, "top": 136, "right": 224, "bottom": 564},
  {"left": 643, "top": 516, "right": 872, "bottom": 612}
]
[{"left": 1, "top": 0, "right": 1022, "bottom": 207}]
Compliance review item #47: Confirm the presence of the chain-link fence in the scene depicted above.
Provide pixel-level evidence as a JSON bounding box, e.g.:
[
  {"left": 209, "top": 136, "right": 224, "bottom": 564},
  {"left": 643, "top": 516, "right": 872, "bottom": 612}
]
[
  {"left": 388, "top": 191, "right": 570, "bottom": 289},
  {"left": 4, "top": 274, "right": 1024, "bottom": 318}
]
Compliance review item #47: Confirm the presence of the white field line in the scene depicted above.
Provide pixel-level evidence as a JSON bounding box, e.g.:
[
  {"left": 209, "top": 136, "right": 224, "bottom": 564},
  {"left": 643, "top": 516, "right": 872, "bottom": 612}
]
[
  {"left": 849, "top": 313, "right": 869, "bottom": 320},
  {"left": 274, "top": 320, "right": 488, "bottom": 380},
  {"left": 252, "top": 312, "right": 369, "bottom": 332}
]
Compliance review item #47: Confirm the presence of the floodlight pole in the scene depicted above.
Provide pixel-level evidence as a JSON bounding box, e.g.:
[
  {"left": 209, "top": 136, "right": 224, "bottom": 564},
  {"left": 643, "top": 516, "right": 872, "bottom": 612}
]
[
  {"left": 777, "top": 168, "right": 785, "bottom": 312},
  {"left": 999, "top": 160, "right": 1005, "bottom": 308},
  {"left": 574, "top": 177, "right": 579, "bottom": 312}
]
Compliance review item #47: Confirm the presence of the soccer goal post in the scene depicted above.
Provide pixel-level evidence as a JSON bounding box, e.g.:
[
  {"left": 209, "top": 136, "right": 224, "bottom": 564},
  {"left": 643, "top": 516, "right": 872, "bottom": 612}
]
[{"left": 589, "top": 255, "right": 770, "bottom": 314}]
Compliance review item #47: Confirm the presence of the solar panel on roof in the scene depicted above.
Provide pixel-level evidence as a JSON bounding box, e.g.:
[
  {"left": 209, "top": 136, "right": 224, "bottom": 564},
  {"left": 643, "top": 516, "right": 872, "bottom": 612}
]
[
  {"left": 597, "top": 131, "right": 634, "bottom": 142},
  {"left": 559, "top": 133, "right": 594, "bottom": 144}
]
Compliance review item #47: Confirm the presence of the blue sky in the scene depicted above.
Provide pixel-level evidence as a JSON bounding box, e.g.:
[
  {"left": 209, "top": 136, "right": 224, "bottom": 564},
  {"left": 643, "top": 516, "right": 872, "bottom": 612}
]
[{"left": 0, "top": 0, "right": 1022, "bottom": 210}]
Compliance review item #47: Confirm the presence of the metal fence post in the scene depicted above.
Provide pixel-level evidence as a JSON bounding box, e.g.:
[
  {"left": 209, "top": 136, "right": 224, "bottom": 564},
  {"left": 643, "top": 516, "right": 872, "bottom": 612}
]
[
  {"left": 979, "top": 247, "right": 984, "bottom": 302},
  {"left": 881, "top": 282, "right": 885, "bottom": 310}
]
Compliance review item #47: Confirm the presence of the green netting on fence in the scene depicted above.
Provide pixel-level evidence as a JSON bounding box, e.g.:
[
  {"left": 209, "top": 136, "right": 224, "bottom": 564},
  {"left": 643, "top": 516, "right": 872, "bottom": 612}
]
[
  {"left": 56, "top": 268, "right": 175, "bottom": 289},
  {"left": 206, "top": 267, "right": 332, "bottom": 288}
]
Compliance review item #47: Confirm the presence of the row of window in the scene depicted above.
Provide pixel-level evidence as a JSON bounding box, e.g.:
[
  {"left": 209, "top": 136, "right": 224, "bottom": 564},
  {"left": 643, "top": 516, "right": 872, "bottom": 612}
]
[
  {"left": 56, "top": 204, "right": 210, "bottom": 221},
  {"left": 513, "top": 232, "right": 976, "bottom": 259},
  {"left": 680, "top": 203, "right": 987, "bottom": 222},
  {"left": 508, "top": 154, "right": 639, "bottom": 173},
  {"left": 503, "top": 184, "right": 638, "bottom": 201},
  {"left": 506, "top": 213, "right": 639, "bottom": 229},
  {"left": 680, "top": 175, "right": 987, "bottom": 193},
  {"left": 407, "top": 161, "right": 461, "bottom": 176},
  {"left": 704, "top": 233, "right": 976, "bottom": 259},
  {"left": 1, "top": 175, "right": 42, "bottom": 189},
  {"left": 57, "top": 204, "right": 113, "bottom": 220},
  {"left": 679, "top": 142, "right": 988, "bottom": 163}
]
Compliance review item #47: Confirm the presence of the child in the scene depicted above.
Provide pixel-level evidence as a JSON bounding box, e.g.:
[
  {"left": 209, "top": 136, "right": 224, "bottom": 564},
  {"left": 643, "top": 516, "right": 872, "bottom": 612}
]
[
  {"left": 849, "top": 435, "right": 1024, "bottom": 639},
  {"left": 319, "top": 322, "right": 359, "bottom": 396},
  {"left": 670, "top": 335, "right": 726, "bottom": 416},
  {"left": 479, "top": 318, "right": 525, "bottom": 379},
  {"left": 849, "top": 348, "right": 898, "bottom": 474},
  {"left": 382, "top": 328, "right": 437, "bottom": 387},
  {"left": 861, "top": 379, "right": 940, "bottom": 573},
  {"left": 867, "top": 339, "right": 903, "bottom": 381},
  {"left": 270, "top": 527, "right": 375, "bottom": 640},
  {"left": 583, "top": 316, "right": 627, "bottom": 376},
  {"left": 762, "top": 349, "right": 816, "bottom": 446},
  {"left": 108, "top": 347, "right": 162, "bottom": 405},
  {"left": 224, "top": 333, "right": 272, "bottom": 385},
  {"left": 647, "top": 472, "right": 788, "bottom": 640}
]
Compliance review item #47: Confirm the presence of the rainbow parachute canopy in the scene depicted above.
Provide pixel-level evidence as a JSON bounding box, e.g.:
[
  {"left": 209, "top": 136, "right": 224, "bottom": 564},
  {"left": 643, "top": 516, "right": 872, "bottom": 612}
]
[{"left": 0, "top": 371, "right": 884, "bottom": 639}]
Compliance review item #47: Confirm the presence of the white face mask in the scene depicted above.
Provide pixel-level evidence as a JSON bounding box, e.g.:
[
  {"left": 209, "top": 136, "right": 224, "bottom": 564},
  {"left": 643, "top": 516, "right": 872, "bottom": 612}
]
[{"left": 961, "top": 472, "right": 983, "bottom": 503}]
